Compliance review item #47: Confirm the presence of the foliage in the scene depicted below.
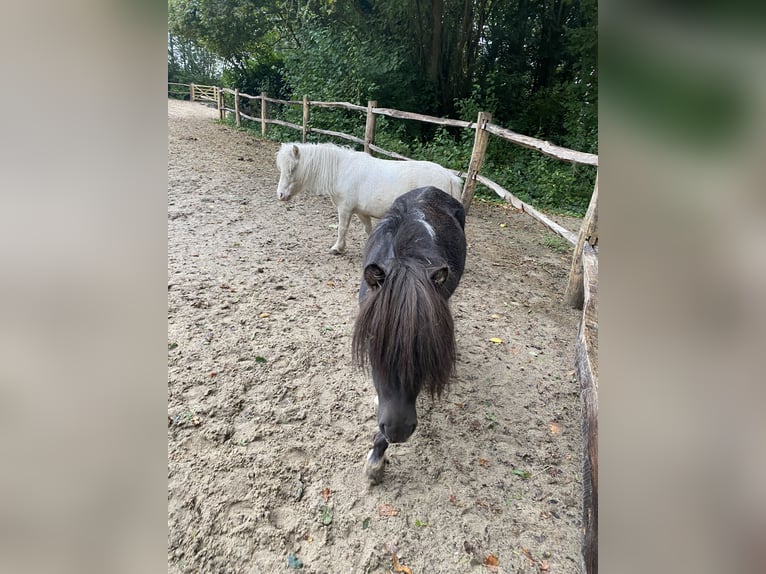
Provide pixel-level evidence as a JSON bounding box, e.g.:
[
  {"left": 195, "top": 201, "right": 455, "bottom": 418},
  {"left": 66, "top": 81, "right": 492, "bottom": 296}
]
[
  {"left": 282, "top": 22, "right": 402, "bottom": 106},
  {"left": 168, "top": 0, "right": 288, "bottom": 100},
  {"left": 481, "top": 144, "right": 596, "bottom": 216},
  {"left": 168, "top": 0, "right": 273, "bottom": 67},
  {"left": 221, "top": 53, "right": 286, "bottom": 101},
  {"left": 168, "top": 0, "right": 598, "bottom": 215},
  {"left": 168, "top": 33, "right": 221, "bottom": 89},
  {"left": 542, "top": 235, "right": 571, "bottom": 254}
]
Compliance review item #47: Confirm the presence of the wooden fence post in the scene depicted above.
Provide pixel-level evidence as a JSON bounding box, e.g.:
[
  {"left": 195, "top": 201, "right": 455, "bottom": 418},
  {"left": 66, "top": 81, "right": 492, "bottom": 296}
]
[
  {"left": 576, "top": 242, "right": 599, "bottom": 574},
  {"left": 460, "top": 111, "right": 492, "bottom": 212},
  {"left": 190, "top": 83, "right": 195, "bottom": 102},
  {"left": 565, "top": 172, "right": 599, "bottom": 309},
  {"left": 218, "top": 88, "right": 224, "bottom": 120},
  {"left": 261, "top": 92, "right": 268, "bottom": 137},
  {"left": 364, "top": 100, "right": 377, "bottom": 154},
  {"left": 234, "top": 89, "right": 241, "bottom": 127},
  {"left": 302, "top": 95, "right": 309, "bottom": 143}
]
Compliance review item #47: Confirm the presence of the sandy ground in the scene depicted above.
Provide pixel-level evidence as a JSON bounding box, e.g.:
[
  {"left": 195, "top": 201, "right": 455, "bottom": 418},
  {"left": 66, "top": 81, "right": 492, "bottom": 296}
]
[{"left": 168, "top": 99, "right": 584, "bottom": 573}]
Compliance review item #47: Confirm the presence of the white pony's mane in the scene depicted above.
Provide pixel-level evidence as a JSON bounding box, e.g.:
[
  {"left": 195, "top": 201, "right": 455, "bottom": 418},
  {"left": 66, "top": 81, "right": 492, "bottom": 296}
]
[{"left": 278, "top": 142, "right": 357, "bottom": 197}]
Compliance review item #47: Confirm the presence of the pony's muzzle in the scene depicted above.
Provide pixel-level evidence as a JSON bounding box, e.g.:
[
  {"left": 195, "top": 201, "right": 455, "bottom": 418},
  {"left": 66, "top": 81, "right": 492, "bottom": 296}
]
[
  {"left": 276, "top": 183, "right": 294, "bottom": 201},
  {"left": 380, "top": 422, "right": 417, "bottom": 444}
]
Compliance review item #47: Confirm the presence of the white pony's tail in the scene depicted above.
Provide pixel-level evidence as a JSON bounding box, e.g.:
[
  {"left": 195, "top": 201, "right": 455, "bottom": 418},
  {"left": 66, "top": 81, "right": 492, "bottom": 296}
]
[{"left": 449, "top": 173, "right": 464, "bottom": 200}]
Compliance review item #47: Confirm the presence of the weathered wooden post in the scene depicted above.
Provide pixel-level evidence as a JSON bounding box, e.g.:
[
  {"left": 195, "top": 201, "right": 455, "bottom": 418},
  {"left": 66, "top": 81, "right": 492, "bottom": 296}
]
[
  {"left": 190, "top": 83, "right": 195, "bottom": 102},
  {"left": 460, "top": 111, "right": 491, "bottom": 212},
  {"left": 565, "top": 172, "right": 599, "bottom": 309},
  {"left": 302, "top": 95, "right": 309, "bottom": 143},
  {"left": 364, "top": 100, "right": 377, "bottom": 154},
  {"left": 234, "top": 89, "right": 241, "bottom": 127},
  {"left": 217, "top": 87, "right": 224, "bottom": 120},
  {"left": 260, "top": 92, "right": 268, "bottom": 137},
  {"left": 577, "top": 242, "right": 599, "bottom": 574}
]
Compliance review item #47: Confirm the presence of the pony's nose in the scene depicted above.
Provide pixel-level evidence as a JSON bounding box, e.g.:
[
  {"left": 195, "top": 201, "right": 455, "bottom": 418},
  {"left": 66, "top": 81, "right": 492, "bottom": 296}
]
[{"left": 380, "top": 422, "right": 417, "bottom": 444}]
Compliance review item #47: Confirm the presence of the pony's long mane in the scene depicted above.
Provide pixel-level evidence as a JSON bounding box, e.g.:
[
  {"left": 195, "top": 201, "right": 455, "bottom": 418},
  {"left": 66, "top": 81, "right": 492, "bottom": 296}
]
[{"left": 352, "top": 259, "right": 456, "bottom": 398}]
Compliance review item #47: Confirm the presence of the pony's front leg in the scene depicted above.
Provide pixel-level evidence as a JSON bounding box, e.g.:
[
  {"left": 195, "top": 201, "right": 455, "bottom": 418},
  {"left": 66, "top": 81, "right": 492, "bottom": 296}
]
[
  {"left": 364, "top": 431, "right": 389, "bottom": 485},
  {"left": 330, "top": 207, "right": 352, "bottom": 255}
]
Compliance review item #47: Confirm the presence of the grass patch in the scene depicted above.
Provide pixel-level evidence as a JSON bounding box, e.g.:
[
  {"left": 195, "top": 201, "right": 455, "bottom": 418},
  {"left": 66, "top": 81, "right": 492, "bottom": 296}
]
[{"left": 541, "top": 235, "right": 571, "bottom": 254}]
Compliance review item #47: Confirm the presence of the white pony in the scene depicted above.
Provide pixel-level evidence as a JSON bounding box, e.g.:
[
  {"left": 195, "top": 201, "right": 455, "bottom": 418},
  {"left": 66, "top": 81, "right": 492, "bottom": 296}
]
[{"left": 275, "top": 142, "right": 464, "bottom": 254}]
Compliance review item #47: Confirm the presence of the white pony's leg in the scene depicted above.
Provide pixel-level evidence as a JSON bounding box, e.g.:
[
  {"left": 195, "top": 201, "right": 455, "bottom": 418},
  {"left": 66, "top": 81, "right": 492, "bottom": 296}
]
[
  {"left": 330, "top": 207, "right": 352, "bottom": 254},
  {"left": 357, "top": 213, "right": 372, "bottom": 235}
]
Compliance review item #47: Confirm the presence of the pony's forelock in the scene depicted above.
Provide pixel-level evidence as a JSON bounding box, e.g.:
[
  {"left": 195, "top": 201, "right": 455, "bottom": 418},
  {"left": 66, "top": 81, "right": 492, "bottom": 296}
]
[
  {"left": 352, "top": 260, "right": 456, "bottom": 398},
  {"left": 276, "top": 144, "right": 297, "bottom": 171}
]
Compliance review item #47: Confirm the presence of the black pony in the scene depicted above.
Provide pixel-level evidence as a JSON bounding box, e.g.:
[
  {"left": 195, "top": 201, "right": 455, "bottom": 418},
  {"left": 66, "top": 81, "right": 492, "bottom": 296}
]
[{"left": 352, "top": 186, "right": 467, "bottom": 484}]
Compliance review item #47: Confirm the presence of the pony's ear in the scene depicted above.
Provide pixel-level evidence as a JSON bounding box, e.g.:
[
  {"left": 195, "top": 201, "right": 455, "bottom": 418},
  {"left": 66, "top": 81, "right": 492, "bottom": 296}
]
[
  {"left": 291, "top": 144, "right": 300, "bottom": 158},
  {"left": 364, "top": 264, "right": 386, "bottom": 288},
  {"left": 431, "top": 266, "right": 449, "bottom": 287}
]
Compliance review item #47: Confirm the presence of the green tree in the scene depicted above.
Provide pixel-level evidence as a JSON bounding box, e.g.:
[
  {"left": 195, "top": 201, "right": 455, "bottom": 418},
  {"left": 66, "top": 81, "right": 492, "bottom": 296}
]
[
  {"left": 167, "top": 0, "right": 598, "bottom": 213},
  {"left": 169, "top": 0, "right": 287, "bottom": 96},
  {"left": 168, "top": 32, "right": 222, "bottom": 86}
]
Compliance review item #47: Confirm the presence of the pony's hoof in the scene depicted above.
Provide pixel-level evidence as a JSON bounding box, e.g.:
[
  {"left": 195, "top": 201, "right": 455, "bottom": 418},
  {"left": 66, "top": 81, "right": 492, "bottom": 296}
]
[
  {"left": 365, "top": 450, "right": 386, "bottom": 485},
  {"left": 330, "top": 246, "right": 345, "bottom": 255}
]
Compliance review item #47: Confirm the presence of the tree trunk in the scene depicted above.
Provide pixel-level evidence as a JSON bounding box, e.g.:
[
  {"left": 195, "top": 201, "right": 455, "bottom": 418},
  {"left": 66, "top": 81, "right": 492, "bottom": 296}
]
[
  {"left": 429, "top": 0, "right": 443, "bottom": 86},
  {"left": 168, "top": 34, "right": 176, "bottom": 72}
]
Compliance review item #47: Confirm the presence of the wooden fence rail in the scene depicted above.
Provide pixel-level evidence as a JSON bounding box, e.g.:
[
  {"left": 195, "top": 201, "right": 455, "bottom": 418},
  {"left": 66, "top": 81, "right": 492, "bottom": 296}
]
[
  {"left": 484, "top": 123, "right": 599, "bottom": 167},
  {"left": 173, "top": 84, "right": 599, "bottom": 573},
  {"left": 168, "top": 82, "right": 191, "bottom": 99},
  {"left": 215, "top": 90, "right": 597, "bottom": 232},
  {"left": 373, "top": 107, "right": 474, "bottom": 129}
]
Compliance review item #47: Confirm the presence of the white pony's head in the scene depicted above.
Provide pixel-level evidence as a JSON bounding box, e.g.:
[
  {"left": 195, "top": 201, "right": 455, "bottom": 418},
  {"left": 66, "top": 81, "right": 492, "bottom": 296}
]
[{"left": 275, "top": 143, "right": 302, "bottom": 201}]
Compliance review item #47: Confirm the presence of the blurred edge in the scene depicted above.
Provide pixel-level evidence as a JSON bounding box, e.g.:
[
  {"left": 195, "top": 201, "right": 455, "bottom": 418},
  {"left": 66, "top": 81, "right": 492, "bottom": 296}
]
[
  {"left": 601, "top": 2, "right": 766, "bottom": 574},
  {"left": 0, "top": 1, "right": 167, "bottom": 573}
]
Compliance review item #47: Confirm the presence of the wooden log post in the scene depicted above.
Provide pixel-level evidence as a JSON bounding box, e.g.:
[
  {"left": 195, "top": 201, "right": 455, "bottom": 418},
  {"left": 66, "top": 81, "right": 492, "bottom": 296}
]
[
  {"left": 364, "top": 100, "right": 377, "bottom": 154},
  {"left": 217, "top": 88, "right": 224, "bottom": 120},
  {"left": 234, "top": 89, "right": 241, "bottom": 127},
  {"left": 190, "top": 83, "right": 195, "bottom": 102},
  {"left": 261, "top": 92, "right": 268, "bottom": 137},
  {"left": 565, "top": 172, "right": 599, "bottom": 309},
  {"left": 576, "top": 243, "right": 598, "bottom": 574},
  {"left": 460, "top": 111, "right": 492, "bottom": 212},
  {"left": 302, "top": 95, "right": 309, "bottom": 143}
]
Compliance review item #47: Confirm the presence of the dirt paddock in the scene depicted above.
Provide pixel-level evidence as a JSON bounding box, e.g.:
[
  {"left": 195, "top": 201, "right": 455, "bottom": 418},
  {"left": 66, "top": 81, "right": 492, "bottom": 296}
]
[{"left": 167, "top": 99, "right": 584, "bottom": 573}]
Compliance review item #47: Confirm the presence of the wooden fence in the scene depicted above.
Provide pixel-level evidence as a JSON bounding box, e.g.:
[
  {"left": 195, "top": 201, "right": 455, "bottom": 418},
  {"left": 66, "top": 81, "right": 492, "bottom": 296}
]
[
  {"left": 168, "top": 82, "right": 191, "bottom": 99},
  {"left": 172, "top": 82, "right": 599, "bottom": 574},
  {"left": 170, "top": 83, "right": 221, "bottom": 103}
]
